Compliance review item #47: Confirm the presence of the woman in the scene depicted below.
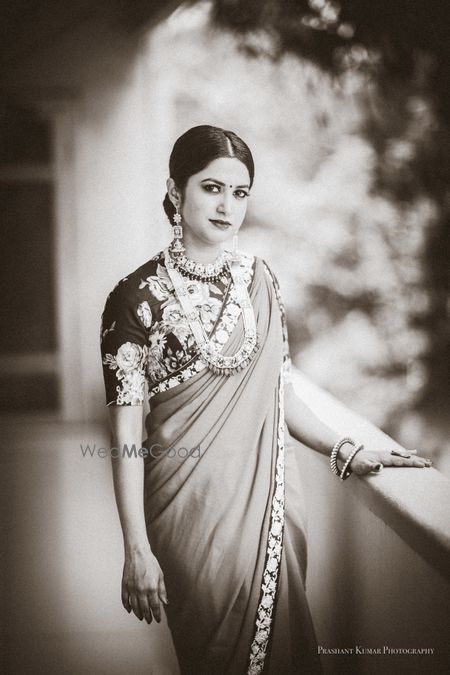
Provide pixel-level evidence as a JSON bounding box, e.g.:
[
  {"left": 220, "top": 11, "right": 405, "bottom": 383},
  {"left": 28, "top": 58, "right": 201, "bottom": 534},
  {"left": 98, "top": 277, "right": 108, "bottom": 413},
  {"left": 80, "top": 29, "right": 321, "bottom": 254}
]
[{"left": 100, "top": 125, "right": 431, "bottom": 675}]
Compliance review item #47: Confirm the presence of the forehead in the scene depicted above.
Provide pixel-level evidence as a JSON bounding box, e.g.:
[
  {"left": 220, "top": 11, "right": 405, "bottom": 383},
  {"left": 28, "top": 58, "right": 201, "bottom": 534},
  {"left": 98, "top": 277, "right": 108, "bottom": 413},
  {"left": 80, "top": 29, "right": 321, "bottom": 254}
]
[{"left": 193, "top": 157, "right": 250, "bottom": 184}]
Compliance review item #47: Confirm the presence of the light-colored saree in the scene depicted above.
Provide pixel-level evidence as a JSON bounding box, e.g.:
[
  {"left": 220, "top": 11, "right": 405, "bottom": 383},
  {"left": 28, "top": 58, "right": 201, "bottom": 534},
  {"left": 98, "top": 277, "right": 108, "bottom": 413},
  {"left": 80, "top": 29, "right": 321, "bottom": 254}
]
[{"left": 143, "top": 258, "right": 323, "bottom": 674}]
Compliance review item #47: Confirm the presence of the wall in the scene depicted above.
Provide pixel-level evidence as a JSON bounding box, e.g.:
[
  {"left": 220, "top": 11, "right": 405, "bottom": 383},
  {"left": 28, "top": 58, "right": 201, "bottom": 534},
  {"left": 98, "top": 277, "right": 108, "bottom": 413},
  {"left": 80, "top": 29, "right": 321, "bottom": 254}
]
[
  {"left": 0, "top": 17, "right": 176, "bottom": 420},
  {"left": 291, "top": 371, "right": 450, "bottom": 675}
]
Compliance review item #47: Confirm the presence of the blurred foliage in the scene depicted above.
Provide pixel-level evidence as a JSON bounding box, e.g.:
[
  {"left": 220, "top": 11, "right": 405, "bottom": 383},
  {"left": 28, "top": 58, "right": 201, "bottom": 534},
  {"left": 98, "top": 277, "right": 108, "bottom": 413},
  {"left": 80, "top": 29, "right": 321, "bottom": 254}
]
[
  {"left": 193, "top": 0, "right": 450, "bottom": 461},
  {"left": 157, "top": 2, "right": 450, "bottom": 467}
]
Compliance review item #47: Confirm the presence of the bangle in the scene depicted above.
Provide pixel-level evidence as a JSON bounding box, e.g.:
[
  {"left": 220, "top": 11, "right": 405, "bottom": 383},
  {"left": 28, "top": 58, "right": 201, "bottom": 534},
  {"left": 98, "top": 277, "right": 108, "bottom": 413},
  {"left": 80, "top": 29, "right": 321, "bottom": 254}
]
[
  {"left": 330, "top": 437, "right": 356, "bottom": 477},
  {"left": 340, "top": 443, "right": 364, "bottom": 481}
]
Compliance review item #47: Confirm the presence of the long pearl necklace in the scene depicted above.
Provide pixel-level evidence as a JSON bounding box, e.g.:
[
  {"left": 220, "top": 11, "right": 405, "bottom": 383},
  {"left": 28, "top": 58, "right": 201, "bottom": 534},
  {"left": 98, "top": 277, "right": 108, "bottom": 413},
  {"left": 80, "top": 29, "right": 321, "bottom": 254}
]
[{"left": 164, "top": 247, "right": 259, "bottom": 375}]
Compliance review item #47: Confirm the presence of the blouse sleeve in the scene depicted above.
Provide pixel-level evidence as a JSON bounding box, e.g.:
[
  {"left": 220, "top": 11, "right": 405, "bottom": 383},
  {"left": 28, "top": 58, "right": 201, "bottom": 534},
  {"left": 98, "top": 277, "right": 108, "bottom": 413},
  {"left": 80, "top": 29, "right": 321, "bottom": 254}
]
[
  {"left": 262, "top": 260, "right": 294, "bottom": 385},
  {"left": 99, "top": 280, "right": 150, "bottom": 406}
]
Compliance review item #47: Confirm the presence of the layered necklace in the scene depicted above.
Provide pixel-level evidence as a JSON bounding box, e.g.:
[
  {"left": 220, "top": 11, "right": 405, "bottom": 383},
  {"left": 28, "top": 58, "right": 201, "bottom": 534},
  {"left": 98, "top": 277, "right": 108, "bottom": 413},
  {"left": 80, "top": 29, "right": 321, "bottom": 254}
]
[
  {"left": 164, "top": 245, "right": 259, "bottom": 376},
  {"left": 172, "top": 250, "right": 230, "bottom": 282}
]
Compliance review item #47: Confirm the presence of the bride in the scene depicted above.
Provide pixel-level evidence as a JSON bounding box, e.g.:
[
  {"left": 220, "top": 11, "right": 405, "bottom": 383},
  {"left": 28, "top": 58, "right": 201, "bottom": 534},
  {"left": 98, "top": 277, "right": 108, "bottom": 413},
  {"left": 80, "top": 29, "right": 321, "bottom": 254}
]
[{"left": 100, "top": 124, "right": 431, "bottom": 674}]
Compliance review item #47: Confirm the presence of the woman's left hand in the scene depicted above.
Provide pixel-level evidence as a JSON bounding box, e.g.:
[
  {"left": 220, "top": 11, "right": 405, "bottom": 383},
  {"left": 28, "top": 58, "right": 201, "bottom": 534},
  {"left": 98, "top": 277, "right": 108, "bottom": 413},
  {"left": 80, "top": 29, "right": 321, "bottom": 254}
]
[{"left": 349, "top": 448, "right": 432, "bottom": 476}]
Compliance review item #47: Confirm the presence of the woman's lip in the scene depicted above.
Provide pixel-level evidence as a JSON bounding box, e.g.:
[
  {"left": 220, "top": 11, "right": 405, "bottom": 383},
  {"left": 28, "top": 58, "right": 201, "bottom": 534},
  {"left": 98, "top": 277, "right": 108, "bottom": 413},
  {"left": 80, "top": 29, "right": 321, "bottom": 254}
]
[{"left": 209, "top": 219, "right": 232, "bottom": 228}]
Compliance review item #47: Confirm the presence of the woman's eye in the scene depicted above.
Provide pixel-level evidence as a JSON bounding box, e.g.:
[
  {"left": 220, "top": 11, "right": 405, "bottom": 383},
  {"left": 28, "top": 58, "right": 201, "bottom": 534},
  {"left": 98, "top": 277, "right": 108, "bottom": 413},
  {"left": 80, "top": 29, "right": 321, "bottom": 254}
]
[{"left": 203, "top": 184, "right": 249, "bottom": 198}]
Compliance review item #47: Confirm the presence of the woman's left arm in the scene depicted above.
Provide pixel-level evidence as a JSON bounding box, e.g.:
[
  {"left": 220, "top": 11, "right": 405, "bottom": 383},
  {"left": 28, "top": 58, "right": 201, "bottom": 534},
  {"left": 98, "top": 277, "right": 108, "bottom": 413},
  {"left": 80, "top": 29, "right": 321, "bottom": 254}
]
[{"left": 284, "top": 382, "right": 432, "bottom": 475}]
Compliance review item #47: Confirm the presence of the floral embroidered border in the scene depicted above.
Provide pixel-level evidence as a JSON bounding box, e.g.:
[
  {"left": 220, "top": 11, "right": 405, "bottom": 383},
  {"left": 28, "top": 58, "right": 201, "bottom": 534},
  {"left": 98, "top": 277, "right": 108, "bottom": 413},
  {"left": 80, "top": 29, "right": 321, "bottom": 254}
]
[
  {"left": 247, "top": 372, "right": 286, "bottom": 675},
  {"left": 102, "top": 342, "right": 148, "bottom": 405},
  {"left": 262, "top": 262, "right": 293, "bottom": 385}
]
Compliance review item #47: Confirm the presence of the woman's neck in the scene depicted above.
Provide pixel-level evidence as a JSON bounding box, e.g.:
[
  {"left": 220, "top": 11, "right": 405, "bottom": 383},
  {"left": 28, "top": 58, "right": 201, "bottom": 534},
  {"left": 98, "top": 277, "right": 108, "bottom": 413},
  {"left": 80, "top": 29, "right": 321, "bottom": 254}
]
[{"left": 181, "top": 230, "right": 225, "bottom": 264}]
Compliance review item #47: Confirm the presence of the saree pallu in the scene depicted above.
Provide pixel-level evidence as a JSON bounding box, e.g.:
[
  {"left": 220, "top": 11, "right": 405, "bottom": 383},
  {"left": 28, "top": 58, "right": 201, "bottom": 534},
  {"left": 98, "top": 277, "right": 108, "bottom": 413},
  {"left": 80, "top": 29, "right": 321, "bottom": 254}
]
[{"left": 143, "top": 258, "right": 323, "bottom": 675}]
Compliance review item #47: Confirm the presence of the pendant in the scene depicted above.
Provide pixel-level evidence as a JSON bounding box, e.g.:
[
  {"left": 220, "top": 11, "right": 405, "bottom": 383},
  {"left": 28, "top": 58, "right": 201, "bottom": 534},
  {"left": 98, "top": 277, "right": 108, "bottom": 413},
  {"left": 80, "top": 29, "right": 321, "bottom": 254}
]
[{"left": 164, "top": 247, "right": 260, "bottom": 375}]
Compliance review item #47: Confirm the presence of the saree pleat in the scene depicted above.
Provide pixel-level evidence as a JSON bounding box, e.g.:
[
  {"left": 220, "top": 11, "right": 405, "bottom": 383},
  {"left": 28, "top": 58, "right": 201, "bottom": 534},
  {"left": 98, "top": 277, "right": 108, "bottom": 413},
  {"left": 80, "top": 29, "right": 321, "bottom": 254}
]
[{"left": 143, "top": 258, "right": 321, "bottom": 674}]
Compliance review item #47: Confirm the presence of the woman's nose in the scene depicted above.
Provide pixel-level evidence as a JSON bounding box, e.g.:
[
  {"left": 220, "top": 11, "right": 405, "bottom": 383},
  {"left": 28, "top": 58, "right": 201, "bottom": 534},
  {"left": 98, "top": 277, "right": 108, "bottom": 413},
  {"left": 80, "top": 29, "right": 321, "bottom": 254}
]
[{"left": 217, "top": 189, "right": 232, "bottom": 214}]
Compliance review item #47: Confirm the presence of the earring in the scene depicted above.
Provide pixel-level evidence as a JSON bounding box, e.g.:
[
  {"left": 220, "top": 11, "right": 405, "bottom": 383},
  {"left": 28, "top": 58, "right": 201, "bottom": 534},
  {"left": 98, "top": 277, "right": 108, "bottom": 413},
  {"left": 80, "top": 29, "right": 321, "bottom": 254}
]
[
  {"left": 173, "top": 206, "right": 182, "bottom": 224},
  {"left": 171, "top": 206, "right": 185, "bottom": 255},
  {"left": 231, "top": 233, "right": 239, "bottom": 262}
]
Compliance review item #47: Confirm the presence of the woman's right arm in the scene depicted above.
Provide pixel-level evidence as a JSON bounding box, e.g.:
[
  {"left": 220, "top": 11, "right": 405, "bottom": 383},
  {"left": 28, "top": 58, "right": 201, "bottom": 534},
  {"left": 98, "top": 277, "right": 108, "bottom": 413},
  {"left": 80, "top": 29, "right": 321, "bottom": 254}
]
[{"left": 108, "top": 404, "right": 168, "bottom": 624}]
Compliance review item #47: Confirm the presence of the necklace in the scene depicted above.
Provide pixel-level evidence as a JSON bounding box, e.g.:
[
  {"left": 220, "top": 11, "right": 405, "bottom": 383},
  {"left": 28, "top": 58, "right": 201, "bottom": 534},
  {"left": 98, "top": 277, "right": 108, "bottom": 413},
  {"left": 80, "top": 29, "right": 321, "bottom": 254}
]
[
  {"left": 164, "top": 247, "right": 259, "bottom": 375},
  {"left": 168, "top": 245, "right": 231, "bottom": 282}
]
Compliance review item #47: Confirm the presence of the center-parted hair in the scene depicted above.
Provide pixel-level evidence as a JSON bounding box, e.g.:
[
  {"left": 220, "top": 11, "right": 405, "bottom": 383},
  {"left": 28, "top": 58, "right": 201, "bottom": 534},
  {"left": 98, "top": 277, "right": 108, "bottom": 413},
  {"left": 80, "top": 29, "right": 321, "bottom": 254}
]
[{"left": 163, "top": 124, "right": 255, "bottom": 223}]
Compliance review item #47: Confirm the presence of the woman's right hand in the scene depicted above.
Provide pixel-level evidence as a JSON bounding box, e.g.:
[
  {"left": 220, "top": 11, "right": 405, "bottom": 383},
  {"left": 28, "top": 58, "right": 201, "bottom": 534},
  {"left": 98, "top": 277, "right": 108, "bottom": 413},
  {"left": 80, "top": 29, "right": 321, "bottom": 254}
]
[{"left": 122, "top": 545, "right": 168, "bottom": 624}]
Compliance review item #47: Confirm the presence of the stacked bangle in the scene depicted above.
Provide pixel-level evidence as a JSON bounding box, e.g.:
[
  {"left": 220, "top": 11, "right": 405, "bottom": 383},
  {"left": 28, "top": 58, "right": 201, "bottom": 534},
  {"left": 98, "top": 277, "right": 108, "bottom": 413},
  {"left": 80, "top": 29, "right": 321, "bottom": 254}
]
[
  {"left": 330, "top": 437, "right": 364, "bottom": 480},
  {"left": 340, "top": 443, "right": 364, "bottom": 480},
  {"left": 330, "top": 437, "right": 356, "bottom": 477}
]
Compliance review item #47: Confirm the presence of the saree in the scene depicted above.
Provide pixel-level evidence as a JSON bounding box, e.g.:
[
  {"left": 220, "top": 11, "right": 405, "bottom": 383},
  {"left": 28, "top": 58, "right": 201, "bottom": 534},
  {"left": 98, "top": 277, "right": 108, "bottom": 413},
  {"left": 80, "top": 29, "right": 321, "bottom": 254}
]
[{"left": 142, "top": 257, "right": 323, "bottom": 675}]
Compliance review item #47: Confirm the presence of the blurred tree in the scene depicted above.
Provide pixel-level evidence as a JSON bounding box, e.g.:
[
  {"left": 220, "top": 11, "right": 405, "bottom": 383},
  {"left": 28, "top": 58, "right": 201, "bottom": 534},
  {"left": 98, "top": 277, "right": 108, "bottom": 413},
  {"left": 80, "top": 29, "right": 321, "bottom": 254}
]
[{"left": 203, "top": 0, "right": 450, "bottom": 415}]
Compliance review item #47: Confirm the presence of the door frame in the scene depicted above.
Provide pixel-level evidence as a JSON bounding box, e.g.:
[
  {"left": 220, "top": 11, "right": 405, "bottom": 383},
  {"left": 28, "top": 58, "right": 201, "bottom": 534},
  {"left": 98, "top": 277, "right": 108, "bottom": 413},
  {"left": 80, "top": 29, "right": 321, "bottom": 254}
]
[{"left": 1, "top": 88, "right": 83, "bottom": 420}]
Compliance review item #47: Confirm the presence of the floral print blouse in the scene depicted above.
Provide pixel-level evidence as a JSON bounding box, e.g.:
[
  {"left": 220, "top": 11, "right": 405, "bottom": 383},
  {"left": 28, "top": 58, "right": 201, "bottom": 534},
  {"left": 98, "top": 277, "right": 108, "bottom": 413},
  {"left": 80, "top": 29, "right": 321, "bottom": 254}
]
[{"left": 100, "top": 249, "right": 292, "bottom": 406}]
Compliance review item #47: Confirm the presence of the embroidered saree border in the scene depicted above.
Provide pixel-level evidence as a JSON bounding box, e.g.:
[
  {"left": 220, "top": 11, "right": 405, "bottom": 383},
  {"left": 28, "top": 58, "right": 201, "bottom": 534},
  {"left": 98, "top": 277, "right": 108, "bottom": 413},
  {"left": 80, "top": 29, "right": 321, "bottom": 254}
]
[
  {"left": 247, "top": 372, "right": 286, "bottom": 675},
  {"left": 247, "top": 261, "right": 290, "bottom": 674},
  {"left": 262, "top": 261, "right": 293, "bottom": 384}
]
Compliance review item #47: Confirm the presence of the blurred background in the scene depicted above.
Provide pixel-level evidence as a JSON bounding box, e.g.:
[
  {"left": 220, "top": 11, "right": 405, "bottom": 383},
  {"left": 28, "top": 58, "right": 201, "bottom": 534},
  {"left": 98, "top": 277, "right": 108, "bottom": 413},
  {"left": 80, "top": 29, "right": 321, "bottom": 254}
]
[{"left": 1, "top": 1, "right": 449, "bottom": 673}]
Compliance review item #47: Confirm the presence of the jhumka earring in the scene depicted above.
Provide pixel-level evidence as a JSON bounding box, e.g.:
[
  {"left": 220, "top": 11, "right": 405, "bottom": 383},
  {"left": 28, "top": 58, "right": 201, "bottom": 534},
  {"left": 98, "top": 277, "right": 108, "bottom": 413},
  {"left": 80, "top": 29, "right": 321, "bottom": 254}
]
[
  {"left": 171, "top": 206, "right": 185, "bottom": 256},
  {"left": 231, "top": 234, "right": 239, "bottom": 262}
]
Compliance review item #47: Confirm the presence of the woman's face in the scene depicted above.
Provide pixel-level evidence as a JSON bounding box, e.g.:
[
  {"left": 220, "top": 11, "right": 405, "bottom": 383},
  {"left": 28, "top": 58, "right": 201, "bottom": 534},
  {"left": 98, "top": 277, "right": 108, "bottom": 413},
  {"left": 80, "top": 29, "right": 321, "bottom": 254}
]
[{"left": 171, "top": 157, "right": 251, "bottom": 246}]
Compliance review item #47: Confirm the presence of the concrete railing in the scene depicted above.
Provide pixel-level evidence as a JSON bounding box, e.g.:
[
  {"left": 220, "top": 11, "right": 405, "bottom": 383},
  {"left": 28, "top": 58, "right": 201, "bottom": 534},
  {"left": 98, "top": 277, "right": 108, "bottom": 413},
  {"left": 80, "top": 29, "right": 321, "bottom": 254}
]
[{"left": 290, "top": 370, "right": 450, "bottom": 675}]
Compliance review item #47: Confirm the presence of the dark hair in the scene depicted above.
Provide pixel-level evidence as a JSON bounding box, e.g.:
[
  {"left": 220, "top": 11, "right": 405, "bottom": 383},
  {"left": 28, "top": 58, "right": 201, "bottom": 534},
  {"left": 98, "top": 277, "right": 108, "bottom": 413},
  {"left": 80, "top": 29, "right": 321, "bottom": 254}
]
[{"left": 163, "top": 124, "right": 255, "bottom": 223}]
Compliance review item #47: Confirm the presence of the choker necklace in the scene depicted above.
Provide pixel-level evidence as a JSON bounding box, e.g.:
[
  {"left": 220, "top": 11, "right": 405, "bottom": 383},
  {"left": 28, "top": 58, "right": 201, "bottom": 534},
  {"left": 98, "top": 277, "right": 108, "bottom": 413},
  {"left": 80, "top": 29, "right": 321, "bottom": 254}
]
[
  {"left": 168, "top": 246, "right": 231, "bottom": 282},
  {"left": 164, "top": 247, "right": 259, "bottom": 375}
]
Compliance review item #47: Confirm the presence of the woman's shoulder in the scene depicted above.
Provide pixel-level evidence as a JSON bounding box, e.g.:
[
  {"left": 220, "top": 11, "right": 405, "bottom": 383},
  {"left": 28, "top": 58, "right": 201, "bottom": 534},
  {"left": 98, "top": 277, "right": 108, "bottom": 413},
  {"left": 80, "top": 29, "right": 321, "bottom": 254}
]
[
  {"left": 256, "top": 256, "right": 283, "bottom": 292},
  {"left": 253, "top": 254, "right": 276, "bottom": 277},
  {"left": 241, "top": 250, "right": 272, "bottom": 270},
  {"left": 104, "top": 249, "right": 165, "bottom": 305}
]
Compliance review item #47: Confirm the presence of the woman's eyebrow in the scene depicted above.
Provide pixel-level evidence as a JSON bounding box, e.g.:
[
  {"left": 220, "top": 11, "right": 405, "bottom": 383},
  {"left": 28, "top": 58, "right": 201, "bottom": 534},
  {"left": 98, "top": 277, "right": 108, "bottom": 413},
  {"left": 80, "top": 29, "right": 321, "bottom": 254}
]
[{"left": 201, "top": 178, "right": 250, "bottom": 189}]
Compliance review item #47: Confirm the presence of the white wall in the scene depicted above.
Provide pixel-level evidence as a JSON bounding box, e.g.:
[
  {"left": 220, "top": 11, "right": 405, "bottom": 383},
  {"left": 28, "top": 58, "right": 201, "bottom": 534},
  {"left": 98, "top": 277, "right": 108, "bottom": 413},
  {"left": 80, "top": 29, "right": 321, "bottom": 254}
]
[{"left": 1, "top": 18, "right": 176, "bottom": 420}]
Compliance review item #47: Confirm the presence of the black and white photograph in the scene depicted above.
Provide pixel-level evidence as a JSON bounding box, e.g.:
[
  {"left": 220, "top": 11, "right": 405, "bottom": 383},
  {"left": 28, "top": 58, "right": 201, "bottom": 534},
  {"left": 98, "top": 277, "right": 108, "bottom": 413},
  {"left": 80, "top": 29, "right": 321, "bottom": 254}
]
[{"left": 1, "top": 1, "right": 450, "bottom": 674}]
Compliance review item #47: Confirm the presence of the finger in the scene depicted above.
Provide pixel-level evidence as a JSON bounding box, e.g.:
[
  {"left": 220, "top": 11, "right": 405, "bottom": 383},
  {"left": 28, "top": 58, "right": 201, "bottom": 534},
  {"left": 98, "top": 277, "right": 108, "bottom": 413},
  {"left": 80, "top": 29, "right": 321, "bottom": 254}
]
[
  {"left": 386, "top": 457, "right": 411, "bottom": 466},
  {"left": 408, "top": 458, "right": 427, "bottom": 467},
  {"left": 386, "top": 456, "right": 431, "bottom": 468},
  {"left": 416, "top": 457, "right": 433, "bottom": 466},
  {"left": 357, "top": 460, "right": 383, "bottom": 475},
  {"left": 352, "top": 456, "right": 380, "bottom": 475},
  {"left": 148, "top": 589, "right": 162, "bottom": 623},
  {"left": 411, "top": 457, "right": 432, "bottom": 467},
  {"left": 392, "top": 448, "right": 419, "bottom": 456},
  {"left": 129, "top": 593, "right": 143, "bottom": 620},
  {"left": 158, "top": 577, "right": 169, "bottom": 606},
  {"left": 389, "top": 449, "right": 412, "bottom": 459},
  {"left": 122, "top": 585, "right": 132, "bottom": 613},
  {"left": 138, "top": 593, "right": 153, "bottom": 625},
  {"left": 388, "top": 457, "right": 413, "bottom": 466}
]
